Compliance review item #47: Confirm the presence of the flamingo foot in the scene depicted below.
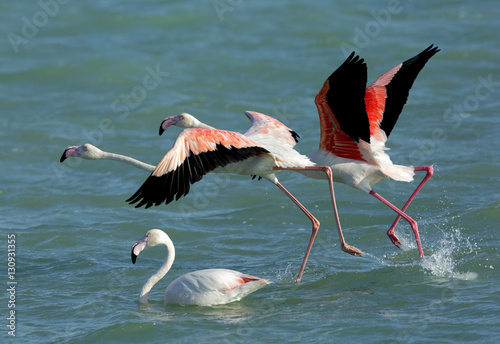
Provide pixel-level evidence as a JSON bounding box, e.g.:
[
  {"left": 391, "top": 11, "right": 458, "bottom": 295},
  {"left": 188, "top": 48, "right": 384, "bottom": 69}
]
[
  {"left": 341, "top": 244, "right": 363, "bottom": 256},
  {"left": 387, "top": 230, "right": 403, "bottom": 249}
]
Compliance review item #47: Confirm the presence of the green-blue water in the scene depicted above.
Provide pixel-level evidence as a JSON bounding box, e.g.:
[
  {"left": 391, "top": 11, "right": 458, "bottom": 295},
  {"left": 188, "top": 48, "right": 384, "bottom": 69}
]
[{"left": 2, "top": 1, "right": 499, "bottom": 343}]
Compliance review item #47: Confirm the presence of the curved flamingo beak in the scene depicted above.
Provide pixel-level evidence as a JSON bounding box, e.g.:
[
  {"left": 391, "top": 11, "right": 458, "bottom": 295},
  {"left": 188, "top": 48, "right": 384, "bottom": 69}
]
[
  {"left": 131, "top": 238, "right": 148, "bottom": 264},
  {"left": 159, "top": 116, "right": 180, "bottom": 136},
  {"left": 60, "top": 145, "right": 82, "bottom": 163}
]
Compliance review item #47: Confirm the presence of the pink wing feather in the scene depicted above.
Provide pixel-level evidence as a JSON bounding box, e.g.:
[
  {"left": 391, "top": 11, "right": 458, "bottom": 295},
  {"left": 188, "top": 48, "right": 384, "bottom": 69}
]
[
  {"left": 127, "top": 128, "right": 270, "bottom": 208},
  {"left": 244, "top": 111, "right": 299, "bottom": 146}
]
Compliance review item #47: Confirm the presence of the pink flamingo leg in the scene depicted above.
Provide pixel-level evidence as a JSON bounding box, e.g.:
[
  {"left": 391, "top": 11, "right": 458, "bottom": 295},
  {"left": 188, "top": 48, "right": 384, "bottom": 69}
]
[
  {"left": 369, "top": 190, "right": 424, "bottom": 258},
  {"left": 275, "top": 166, "right": 362, "bottom": 283},
  {"left": 386, "top": 166, "right": 434, "bottom": 248},
  {"left": 293, "top": 166, "right": 362, "bottom": 256},
  {"left": 274, "top": 181, "right": 319, "bottom": 284}
]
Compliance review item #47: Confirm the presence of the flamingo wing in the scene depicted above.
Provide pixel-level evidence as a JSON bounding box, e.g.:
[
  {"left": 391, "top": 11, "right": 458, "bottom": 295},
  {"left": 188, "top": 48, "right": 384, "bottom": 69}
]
[
  {"left": 244, "top": 111, "right": 300, "bottom": 146},
  {"left": 315, "top": 52, "right": 370, "bottom": 161},
  {"left": 127, "top": 128, "right": 269, "bottom": 208},
  {"left": 165, "top": 269, "right": 270, "bottom": 306},
  {"left": 365, "top": 44, "right": 440, "bottom": 140}
]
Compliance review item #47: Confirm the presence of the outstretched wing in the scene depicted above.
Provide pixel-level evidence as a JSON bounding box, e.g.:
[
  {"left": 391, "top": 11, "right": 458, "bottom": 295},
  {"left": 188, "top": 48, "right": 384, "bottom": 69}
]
[
  {"left": 243, "top": 111, "right": 300, "bottom": 146},
  {"left": 315, "top": 52, "right": 369, "bottom": 161},
  {"left": 365, "top": 44, "right": 440, "bottom": 140},
  {"left": 127, "top": 128, "right": 269, "bottom": 208}
]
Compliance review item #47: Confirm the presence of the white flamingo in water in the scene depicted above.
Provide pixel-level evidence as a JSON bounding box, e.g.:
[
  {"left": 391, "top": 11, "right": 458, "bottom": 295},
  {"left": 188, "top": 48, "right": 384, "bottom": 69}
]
[
  {"left": 131, "top": 228, "right": 270, "bottom": 306},
  {"left": 300, "top": 44, "right": 440, "bottom": 258}
]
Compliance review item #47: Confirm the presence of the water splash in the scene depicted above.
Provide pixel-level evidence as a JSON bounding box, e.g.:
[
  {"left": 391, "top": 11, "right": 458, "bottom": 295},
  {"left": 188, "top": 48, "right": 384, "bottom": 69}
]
[
  {"left": 275, "top": 262, "right": 295, "bottom": 284},
  {"left": 420, "top": 226, "right": 478, "bottom": 280}
]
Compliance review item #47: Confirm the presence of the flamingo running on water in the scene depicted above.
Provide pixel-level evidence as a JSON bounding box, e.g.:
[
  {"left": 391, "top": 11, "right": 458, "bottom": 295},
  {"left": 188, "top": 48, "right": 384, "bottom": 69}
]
[
  {"left": 59, "top": 138, "right": 355, "bottom": 283},
  {"left": 301, "top": 44, "right": 440, "bottom": 258},
  {"left": 131, "top": 228, "right": 270, "bottom": 305},
  {"left": 126, "top": 111, "right": 358, "bottom": 283}
]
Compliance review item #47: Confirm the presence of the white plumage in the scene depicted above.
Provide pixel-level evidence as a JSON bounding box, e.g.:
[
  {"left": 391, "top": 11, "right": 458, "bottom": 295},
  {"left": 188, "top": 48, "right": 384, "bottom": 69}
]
[
  {"left": 127, "top": 111, "right": 344, "bottom": 283},
  {"left": 131, "top": 229, "right": 270, "bottom": 306}
]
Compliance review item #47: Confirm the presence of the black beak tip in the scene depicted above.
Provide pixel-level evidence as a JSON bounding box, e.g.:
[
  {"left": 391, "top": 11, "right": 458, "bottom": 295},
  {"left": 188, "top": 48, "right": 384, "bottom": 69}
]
[
  {"left": 60, "top": 151, "right": 67, "bottom": 163},
  {"left": 131, "top": 252, "right": 137, "bottom": 264},
  {"left": 159, "top": 119, "right": 166, "bottom": 136}
]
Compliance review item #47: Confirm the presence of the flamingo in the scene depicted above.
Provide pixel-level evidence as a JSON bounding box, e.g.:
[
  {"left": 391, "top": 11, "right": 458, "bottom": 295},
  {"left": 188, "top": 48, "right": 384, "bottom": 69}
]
[
  {"left": 60, "top": 143, "right": 156, "bottom": 172},
  {"left": 59, "top": 131, "right": 353, "bottom": 283},
  {"left": 126, "top": 111, "right": 358, "bottom": 283},
  {"left": 131, "top": 228, "right": 270, "bottom": 305},
  {"left": 302, "top": 44, "right": 440, "bottom": 258}
]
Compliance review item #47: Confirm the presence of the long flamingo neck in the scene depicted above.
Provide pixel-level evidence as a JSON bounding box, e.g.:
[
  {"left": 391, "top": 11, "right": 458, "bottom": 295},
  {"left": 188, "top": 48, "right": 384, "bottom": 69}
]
[
  {"left": 198, "top": 123, "right": 215, "bottom": 129},
  {"left": 99, "top": 151, "right": 156, "bottom": 172},
  {"left": 189, "top": 118, "right": 215, "bottom": 129},
  {"left": 138, "top": 235, "right": 175, "bottom": 304}
]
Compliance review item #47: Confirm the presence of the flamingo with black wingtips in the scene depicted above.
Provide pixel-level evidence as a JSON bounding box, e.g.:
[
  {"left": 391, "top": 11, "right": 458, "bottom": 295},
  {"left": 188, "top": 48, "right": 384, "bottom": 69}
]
[
  {"left": 303, "top": 44, "right": 440, "bottom": 258},
  {"left": 126, "top": 111, "right": 356, "bottom": 283}
]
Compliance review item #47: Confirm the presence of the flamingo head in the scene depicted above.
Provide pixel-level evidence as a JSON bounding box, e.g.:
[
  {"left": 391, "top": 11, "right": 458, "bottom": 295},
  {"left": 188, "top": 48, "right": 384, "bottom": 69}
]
[
  {"left": 131, "top": 229, "right": 165, "bottom": 264},
  {"left": 159, "top": 113, "right": 200, "bottom": 135},
  {"left": 59, "top": 143, "right": 104, "bottom": 162}
]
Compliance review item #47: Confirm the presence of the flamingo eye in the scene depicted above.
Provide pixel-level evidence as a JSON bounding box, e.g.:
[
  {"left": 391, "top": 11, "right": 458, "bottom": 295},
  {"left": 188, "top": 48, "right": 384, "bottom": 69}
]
[
  {"left": 179, "top": 115, "right": 184, "bottom": 120},
  {"left": 146, "top": 233, "right": 151, "bottom": 237}
]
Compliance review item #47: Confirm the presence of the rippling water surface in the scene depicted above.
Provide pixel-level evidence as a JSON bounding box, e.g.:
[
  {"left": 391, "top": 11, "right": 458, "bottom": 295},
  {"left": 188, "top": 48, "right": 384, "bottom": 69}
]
[{"left": 1, "top": 1, "right": 499, "bottom": 343}]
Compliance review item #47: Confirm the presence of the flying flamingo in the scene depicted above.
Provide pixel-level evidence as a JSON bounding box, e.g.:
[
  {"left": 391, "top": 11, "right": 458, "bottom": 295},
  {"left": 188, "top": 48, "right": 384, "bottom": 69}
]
[
  {"left": 59, "top": 138, "right": 355, "bottom": 283},
  {"left": 131, "top": 228, "right": 270, "bottom": 305},
  {"left": 301, "top": 44, "right": 440, "bottom": 258},
  {"left": 126, "top": 111, "right": 358, "bottom": 283}
]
